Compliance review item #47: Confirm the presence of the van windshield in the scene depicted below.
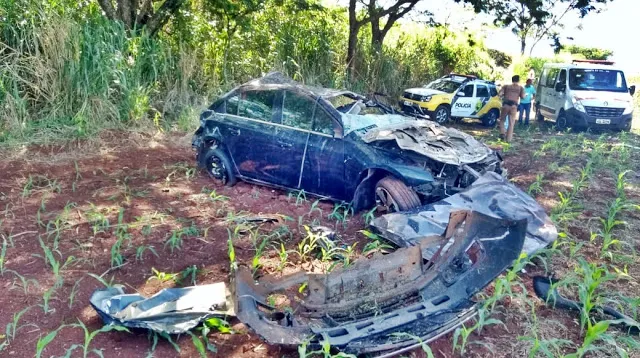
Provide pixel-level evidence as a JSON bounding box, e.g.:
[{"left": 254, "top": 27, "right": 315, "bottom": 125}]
[{"left": 569, "top": 69, "right": 628, "bottom": 93}]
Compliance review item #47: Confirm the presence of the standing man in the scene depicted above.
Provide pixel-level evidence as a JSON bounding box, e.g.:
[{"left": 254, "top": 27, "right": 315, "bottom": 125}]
[
  {"left": 518, "top": 78, "right": 536, "bottom": 126},
  {"left": 498, "top": 75, "right": 524, "bottom": 142}
]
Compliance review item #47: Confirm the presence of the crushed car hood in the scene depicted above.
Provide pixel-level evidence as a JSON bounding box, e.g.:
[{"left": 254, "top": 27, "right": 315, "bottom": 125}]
[
  {"left": 358, "top": 118, "right": 493, "bottom": 165},
  {"left": 371, "top": 172, "right": 558, "bottom": 258}
]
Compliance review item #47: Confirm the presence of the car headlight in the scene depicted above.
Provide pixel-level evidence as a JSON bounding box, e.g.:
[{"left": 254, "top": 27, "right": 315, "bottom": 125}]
[
  {"left": 571, "top": 96, "right": 585, "bottom": 112},
  {"left": 623, "top": 102, "right": 633, "bottom": 115},
  {"left": 420, "top": 95, "right": 432, "bottom": 102}
]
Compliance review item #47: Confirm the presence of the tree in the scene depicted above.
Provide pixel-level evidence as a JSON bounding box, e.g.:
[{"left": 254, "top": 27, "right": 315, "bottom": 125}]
[
  {"left": 563, "top": 45, "right": 613, "bottom": 59},
  {"left": 459, "top": 0, "right": 611, "bottom": 55},
  {"left": 347, "top": 0, "right": 420, "bottom": 74},
  {"left": 96, "top": 0, "right": 186, "bottom": 35}
]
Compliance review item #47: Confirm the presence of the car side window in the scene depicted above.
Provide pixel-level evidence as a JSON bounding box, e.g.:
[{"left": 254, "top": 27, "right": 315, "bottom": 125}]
[
  {"left": 282, "top": 91, "right": 314, "bottom": 130},
  {"left": 476, "top": 85, "right": 489, "bottom": 97},
  {"left": 463, "top": 84, "right": 474, "bottom": 97},
  {"left": 238, "top": 90, "right": 275, "bottom": 122},
  {"left": 546, "top": 69, "right": 559, "bottom": 87},
  {"left": 313, "top": 107, "right": 335, "bottom": 136},
  {"left": 226, "top": 95, "right": 239, "bottom": 115},
  {"left": 489, "top": 85, "right": 498, "bottom": 97}
]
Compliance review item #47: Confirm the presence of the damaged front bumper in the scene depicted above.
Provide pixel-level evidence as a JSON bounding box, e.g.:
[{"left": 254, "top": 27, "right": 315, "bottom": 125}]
[
  {"left": 233, "top": 210, "right": 527, "bottom": 355},
  {"left": 373, "top": 172, "right": 557, "bottom": 257}
]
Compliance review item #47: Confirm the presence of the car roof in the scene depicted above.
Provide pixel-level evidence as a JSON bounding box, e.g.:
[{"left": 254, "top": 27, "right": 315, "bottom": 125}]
[{"left": 233, "top": 72, "right": 365, "bottom": 100}]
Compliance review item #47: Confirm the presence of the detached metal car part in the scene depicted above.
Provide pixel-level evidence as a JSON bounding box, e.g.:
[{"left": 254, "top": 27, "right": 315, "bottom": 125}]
[
  {"left": 233, "top": 210, "right": 527, "bottom": 355},
  {"left": 192, "top": 72, "right": 503, "bottom": 213}
]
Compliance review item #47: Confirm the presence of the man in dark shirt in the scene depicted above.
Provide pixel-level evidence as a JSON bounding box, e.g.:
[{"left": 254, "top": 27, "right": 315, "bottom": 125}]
[{"left": 498, "top": 75, "right": 525, "bottom": 142}]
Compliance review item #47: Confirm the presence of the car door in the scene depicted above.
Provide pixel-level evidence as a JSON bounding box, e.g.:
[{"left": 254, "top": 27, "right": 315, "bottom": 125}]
[
  {"left": 299, "top": 102, "right": 346, "bottom": 200},
  {"left": 450, "top": 83, "right": 477, "bottom": 118},
  {"left": 221, "top": 90, "right": 282, "bottom": 183},
  {"left": 263, "top": 90, "right": 316, "bottom": 189}
]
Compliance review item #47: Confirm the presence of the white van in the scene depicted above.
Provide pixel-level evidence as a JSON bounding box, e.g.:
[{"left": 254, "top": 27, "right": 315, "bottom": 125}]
[{"left": 536, "top": 60, "right": 636, "bottom": 131}]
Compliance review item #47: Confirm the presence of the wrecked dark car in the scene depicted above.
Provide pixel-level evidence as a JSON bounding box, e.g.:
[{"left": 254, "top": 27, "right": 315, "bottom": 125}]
[{"left": 192, "top": 73, "right": 504, "bottom": 212}]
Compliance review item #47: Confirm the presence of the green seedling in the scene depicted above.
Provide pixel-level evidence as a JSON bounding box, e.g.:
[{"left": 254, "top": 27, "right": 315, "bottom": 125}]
[
  {"left": 297, "top": 226, "right": 319, "bottom": 262},
  {"left": 328, "top": 202, "right": 353, "bottom": 226},
  {"left": 148, "top": 268, "right": 178, "bottom": 283},
  {"left": 252, "top": 236, "right": 270, "bottom": 276},
  {"left": 288, "top": 189, "right": 307, "bottom": 205},
  {"left": 6, "top": 269, "right": 39, "bottom": 295},
  {"left": 209, "top": 189, "right": 229, "bottom": 202},
  {"left": 390, "top": 333, "right": 435, "bottom": 357},
  {"left": 165, "top": 229, "right": 184, "bottom": 253},
  {"left": 360, "top": 230, "right": 394, "bottom": 257},
  {"left": 0, "top": 234, "right": 7, "bottom": 274},
  {"left": 63, "top": 321, "right": 130, "bottom": 358},
  {"left": 227, "top": 228, "right": 237, "bottom": 271},
  {"left": 41, "top": 284, "right": 58, "bottom": 314},
  {"left": 362, "top": 207, "right": 377, "bottom": 225},
  {"left": 453, "top": 307, "right": 505, "bottom": 355},
  {"left": 68, "top": 278, "right": 83, "bottom": 308},
  {"left": 527, "top": 174, "right": 545, "bottom": 196},
  {"left": 135, "top": 245, "right": 159, "bottom": 261},
  {"left": 178, "top": 265, "right": 200, "bottom": 286},
  {"left": 4, "top": 306, "right": 36, "bottom": 346},
  {"left": 277, "top": 242, "right": 290, "bottom": 273}
]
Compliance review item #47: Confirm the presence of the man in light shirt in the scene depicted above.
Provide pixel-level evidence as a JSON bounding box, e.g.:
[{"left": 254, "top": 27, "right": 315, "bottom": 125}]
[{"left": 518, "top": 79, "right": 536, "bottom": 126}]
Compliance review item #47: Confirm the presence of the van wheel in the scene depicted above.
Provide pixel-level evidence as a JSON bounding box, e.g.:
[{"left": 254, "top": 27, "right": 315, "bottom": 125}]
[
  {"left": 555, "top": 111, "right": 568, "bottom": 130},
  {"left": 536, "top": 107, "right": 545, "bottom": 122},
  {"left": 375, "top": 176, "right": 421, "bottom": 213},
  {"left": 204, "top": 148, "right": 237, "bottom": 186},
  {"left": 433, "top": 105, "right": 450, "bottom": 124},
  {"left": 482, "top": 109, "right": 499, "bottom": 127}
]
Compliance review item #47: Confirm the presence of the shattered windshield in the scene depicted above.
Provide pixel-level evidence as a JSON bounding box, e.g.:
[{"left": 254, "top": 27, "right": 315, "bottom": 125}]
[
  {"left": 342, "top": 113, "right": 409, "bottom": 135},
  {"left": 327, "top": 94, "right": 385, "bottom": 115},
  {"left": 425, "top": 79, "right": 462, "bottom": 93}
]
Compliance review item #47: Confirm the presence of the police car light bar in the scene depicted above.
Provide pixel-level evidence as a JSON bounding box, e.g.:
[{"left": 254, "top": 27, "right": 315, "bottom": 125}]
[{"left": 572, "top": 59, "right": 615, "bottom": 65}]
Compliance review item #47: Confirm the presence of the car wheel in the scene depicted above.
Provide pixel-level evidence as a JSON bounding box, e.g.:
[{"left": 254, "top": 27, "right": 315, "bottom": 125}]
[
  {"left": 481, "top": 109, "right": 499, "bottom": 127},
  {"left": 555, "top": 111, "right": 568, "bottom": 130},
  {"left": 374, "top": 176, "right": 421, "bottom": 213},
  {"left": 433, "top": 105, "right": 450, "bottom": 124},
  {"left": 204, "top": 148, "right": 236, "bottom": 186}
]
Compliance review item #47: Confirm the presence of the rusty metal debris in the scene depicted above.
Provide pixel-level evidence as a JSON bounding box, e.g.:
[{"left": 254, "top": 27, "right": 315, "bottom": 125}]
[{"left": 233, "top": 210, "right": 527, "bottom": 355}]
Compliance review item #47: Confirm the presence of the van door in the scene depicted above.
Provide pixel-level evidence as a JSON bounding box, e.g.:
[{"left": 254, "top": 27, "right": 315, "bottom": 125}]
[
  {"left": 450, "top": 83, "right": 477, "bottom": 118},
  {"left": 539, "top": 68, "right": 560, "bottom": 117},
  {"left": 552, "top": 69, "right": 568, "bottom": 115}
]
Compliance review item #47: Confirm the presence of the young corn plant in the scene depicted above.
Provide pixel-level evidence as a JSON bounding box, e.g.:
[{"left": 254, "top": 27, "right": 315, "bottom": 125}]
[
  {"left": 165, "top": 229, "right": 184, "bottom": 253},
  {"left": 359, "top": 230, "right": 394, "bottom": 257},
  {"left": 453, "top": 306, "right": 505, "bottom": 355},
  {"left": 227, "top": 228, "right": 237, "bottom": 271},
  {"left": 38, "top": 321, "right": 130, "bottom": 358},
  {"left": 178, "top": 265, "right": 200, "bottom": 286},
  {"left": 527, "top": 174, "right": 545, "bottom": 196},
  {"left": 328, "top": 202, "right": 353, "bottom": 227},
  {"left": 147, "top": 268, "right": 178, "bottom": 283},
  {"left": 135, "top": 245, "right": 159, "bottom": 261},
  {"left": 252, "top": 237, "right": 270, "bottom": 276},
  {"left": 297, "top": 226, "right": 320, "bottom": 263}
]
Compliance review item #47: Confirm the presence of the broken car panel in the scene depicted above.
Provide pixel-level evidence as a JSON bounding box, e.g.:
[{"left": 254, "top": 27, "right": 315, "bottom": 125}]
[
  {"left": 371, "top": 172, "right": 558, "bottom": 257},
  {"left": 233, "top": 211, "right": 527, "bottom": 355},
  {"left": 90, "top": 283, "right": 232, "bottom": 334},
  {"left": 192, "top": 72, "right": 503, "bottom": 212}
]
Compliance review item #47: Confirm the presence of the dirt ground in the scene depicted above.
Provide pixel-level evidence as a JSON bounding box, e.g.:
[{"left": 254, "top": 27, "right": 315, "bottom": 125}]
[{"left": 0, "top": 121, "right": 639, "bottom": 358}]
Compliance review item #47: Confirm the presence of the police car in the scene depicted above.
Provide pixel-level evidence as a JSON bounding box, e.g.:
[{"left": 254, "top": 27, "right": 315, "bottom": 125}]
[{"left": 400, "top": 74, "right": 502, "bottom": 126}]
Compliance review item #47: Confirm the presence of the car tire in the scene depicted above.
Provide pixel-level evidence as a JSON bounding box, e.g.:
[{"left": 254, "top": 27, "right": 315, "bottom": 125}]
[
  {"left": 555, "top": 111, "right": 568, "bottom": 131},
  {"left": 374, "top": 176, "right": 421, "bottom": 213},
  {"left": 481, "top": 109, "right": 499, "bottom": 127},
  {"left": 433, "top": 105, "right": 450, "bottom": 124},
  {"left": 204, "top": 147, "right": 237, "bottom": 186}
]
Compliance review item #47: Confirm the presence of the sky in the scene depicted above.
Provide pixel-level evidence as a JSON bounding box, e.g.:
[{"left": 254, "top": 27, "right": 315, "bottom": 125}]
[
  {"left": 325, "top": 0, "right": 640, "bottom": 76},
  {"left": 418, "top": 0, "right": 640, "bottom": 75}
]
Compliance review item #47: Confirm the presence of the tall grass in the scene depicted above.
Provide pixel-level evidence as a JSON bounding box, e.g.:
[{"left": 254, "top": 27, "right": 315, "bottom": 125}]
[{"left": 0, "top": 1, "right": 501, "bottom": 144}]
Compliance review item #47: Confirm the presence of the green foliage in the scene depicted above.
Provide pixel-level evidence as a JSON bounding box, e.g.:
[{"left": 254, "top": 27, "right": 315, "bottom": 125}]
[{"left": 563, "top": 45, "right": 613, "bottom": 60}]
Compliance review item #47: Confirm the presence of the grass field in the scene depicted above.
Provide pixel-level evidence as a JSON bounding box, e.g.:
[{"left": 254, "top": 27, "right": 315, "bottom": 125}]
[{"left": 0, "top": 121, "right": 639, "bottom": 357}]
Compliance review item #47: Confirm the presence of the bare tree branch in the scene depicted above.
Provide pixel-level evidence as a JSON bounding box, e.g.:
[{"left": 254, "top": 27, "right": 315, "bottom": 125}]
[{"left": 146, "top": 0, "right": 186, "bottom": 36}]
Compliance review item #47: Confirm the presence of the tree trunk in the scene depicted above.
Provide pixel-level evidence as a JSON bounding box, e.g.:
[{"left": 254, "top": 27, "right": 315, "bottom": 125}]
[
  {"left": 96, "top": 0, "right": 185, "bottom": 36},
  {"left": 520, "top": 36, "right": 527, "bottom": 55},
  {"left": 347, "top": 0, "right": 361, "bottom": 77}
]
